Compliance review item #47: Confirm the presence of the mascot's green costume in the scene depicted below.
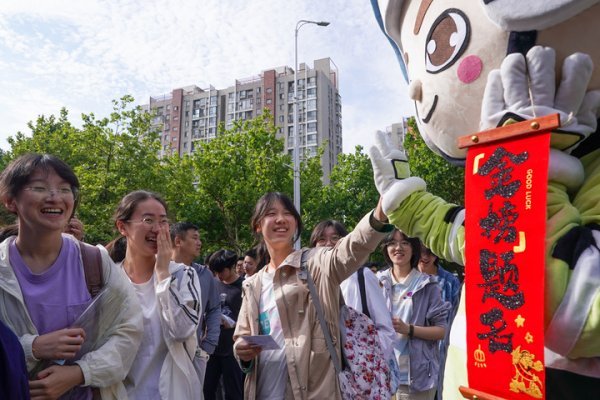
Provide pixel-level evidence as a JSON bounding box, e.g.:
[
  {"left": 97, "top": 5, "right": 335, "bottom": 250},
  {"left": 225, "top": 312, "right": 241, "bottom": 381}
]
[{"left": 370, "top": 0, "right": 600, "bottom": 398}]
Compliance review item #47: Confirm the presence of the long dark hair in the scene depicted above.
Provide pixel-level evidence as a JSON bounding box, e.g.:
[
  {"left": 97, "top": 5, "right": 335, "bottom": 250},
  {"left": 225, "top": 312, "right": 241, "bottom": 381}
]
[
  {"left": 250, "top": 192, "right": 302, "bottom": 265},
  {"left": 113, "top": 190, "right": 168, "bottom": 223},
  {"left": 251, "top": 192, "right": 302, "bottom": 240},
  {"left": 0, "top": 153, "right": 80, "bottom": 214},
  {"left": 109, "top": 190, "right": 168, "bottom": 262}
]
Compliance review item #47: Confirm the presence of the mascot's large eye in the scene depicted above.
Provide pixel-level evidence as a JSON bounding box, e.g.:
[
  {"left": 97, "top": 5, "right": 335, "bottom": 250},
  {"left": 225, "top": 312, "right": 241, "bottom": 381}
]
[{"left": 425, "top": 9, "right": 470, "bottom": 74}]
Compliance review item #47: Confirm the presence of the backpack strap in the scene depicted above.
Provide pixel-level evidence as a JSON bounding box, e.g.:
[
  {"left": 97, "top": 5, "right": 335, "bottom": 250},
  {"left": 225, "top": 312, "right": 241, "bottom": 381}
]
[
  {"left": 301, "top": 249, "right": 343, "bottom": 375},
  {"left": 357, "top": 266, "right": 371, "bottom": 319},
  {"left": 79, "top": 241, "right": 104, "bottom": 298}
]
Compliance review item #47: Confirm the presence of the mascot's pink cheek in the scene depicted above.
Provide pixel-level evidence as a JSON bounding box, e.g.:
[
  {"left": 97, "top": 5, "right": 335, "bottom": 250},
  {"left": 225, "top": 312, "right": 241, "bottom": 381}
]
[{"left": 457, "top": 55, "right": 483, "bottom": 84}]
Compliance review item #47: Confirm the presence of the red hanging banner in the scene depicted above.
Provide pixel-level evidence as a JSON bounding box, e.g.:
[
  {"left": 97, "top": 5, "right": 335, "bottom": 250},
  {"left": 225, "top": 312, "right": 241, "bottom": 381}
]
[{"left": 461, "top": 116, "right": 555, "bottom": 399}]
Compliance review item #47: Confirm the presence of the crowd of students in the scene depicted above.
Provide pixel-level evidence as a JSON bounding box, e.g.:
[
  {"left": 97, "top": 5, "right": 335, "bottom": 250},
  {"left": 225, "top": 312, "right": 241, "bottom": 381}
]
[{"left": 0, "top": 153, "right": 461, "bottom": 400}]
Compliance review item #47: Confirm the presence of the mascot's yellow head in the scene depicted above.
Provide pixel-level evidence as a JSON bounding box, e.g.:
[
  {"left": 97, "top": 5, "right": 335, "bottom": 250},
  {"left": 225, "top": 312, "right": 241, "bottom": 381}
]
[{"left": 372, "top": 0, "right": 600, "bottom": 165}]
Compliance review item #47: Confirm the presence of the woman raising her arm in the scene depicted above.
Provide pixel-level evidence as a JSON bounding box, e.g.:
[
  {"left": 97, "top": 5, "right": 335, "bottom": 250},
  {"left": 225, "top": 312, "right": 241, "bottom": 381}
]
[{"left": 234, "top": 192, "right": 391, "bottom": 399}]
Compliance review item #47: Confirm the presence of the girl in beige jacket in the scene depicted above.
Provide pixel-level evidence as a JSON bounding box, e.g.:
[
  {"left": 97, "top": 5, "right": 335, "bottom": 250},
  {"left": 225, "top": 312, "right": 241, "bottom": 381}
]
[{"left": 234, "top": 192, "right": 390, "bottom": 400}]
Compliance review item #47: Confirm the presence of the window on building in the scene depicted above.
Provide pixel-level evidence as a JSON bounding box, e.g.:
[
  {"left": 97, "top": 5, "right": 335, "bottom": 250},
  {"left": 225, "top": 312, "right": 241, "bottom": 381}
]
[
  {"left": 266, "top": 87, "right": 273, "bottom": 94},
  {"left": 307, "top": 110, "right": 317, "bottom": 121},
  {"left": 266, "top": 99, "right": 272, "bottom": 105},
  {"left": 174, "top": 106, "right": 178, "bottom": 111},
  {"left": 307, "top": 87, "right": 317, "bottom": 97},
  {"left": 307, "top": 77, "right": 316, "bottom": 86},
  {"left": 279, "top": 115, "right": 284, "bottom": 123},
  {"left": 256, "top": 87, "right": 262, "bottom": 94},
  {"left": 307, "top": 99, "right": 316, "bottom": 110}
]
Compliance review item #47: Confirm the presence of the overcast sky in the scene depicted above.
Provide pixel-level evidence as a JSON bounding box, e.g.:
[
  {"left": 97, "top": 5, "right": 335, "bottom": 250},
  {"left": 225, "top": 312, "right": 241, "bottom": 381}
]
[{"left": 0, "top": 0, "right": 413, "bottom": 153}]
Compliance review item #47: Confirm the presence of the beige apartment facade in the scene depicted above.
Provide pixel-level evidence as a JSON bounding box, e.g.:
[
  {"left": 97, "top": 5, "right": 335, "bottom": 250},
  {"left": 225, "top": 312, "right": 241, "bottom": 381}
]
[{"left": 144, "top": 58, "right": 342, "bottom": 181}]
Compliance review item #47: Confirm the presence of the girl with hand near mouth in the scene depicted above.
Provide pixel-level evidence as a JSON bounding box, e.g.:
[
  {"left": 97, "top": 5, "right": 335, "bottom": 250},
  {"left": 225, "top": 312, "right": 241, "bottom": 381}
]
[
  {"left": 112, "top": 190, "right": 202, "bottom": 400},
  {"left": 234, "top": 192, "right": 390, "bottom": 399},
  {"left": 0, "top": 153, "right": 143, "bottom": 400},
  {"left": 377, "top": 229, "right": 449, "bottom": 400}
]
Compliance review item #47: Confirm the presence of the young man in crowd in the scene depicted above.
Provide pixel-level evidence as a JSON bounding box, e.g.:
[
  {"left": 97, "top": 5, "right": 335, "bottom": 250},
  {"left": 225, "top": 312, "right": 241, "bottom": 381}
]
[{"left": 171, "top": 222, "right": 221, "bottom": 387}]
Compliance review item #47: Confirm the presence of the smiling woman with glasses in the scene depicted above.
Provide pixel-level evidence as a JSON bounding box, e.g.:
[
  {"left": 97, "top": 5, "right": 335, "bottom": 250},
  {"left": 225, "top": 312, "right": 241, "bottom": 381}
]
[
  {"left": 110, "top": 190, "right": 202, "bottom": 399},
  {"left": 377, "top": 229, "right": 449, "bottom": 399},
  {"left": 0, "top": 153, "right": 143, "bottom": 399}
]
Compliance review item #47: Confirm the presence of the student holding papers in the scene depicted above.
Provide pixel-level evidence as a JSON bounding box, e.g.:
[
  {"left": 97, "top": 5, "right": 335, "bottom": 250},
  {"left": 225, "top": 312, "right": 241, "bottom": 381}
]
[
  {"left": 0, "top": 153, "right": 143, "bottom": 399},
  {"left": 233, "top": 192, "right": 390, "bottom": 399}
]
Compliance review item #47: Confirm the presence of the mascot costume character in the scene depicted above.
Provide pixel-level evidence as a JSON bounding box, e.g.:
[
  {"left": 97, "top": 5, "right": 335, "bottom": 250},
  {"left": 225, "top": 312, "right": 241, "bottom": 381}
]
[{"left": 369, "top": 0, "right": 600, "bottom": 398}]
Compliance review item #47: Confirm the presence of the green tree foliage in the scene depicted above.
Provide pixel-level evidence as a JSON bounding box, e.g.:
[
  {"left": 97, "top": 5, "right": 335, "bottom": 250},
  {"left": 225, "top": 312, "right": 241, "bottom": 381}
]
[
  {"left": 321, "top": 145, "right": 379, "bottom": 230},
  {"left": 5, "top": 96, "right": 166, "bottom": 243},
  {"left": 187, "top": 113, "right": 292, "bottom": 254},
  {"left": 404, "top": 117, "right": 465, "bottom": 205},
  {"left": 297, "top": 147, "right": 325, "bottom": 243},
  {"left": 0, "top": 100, "right": 466, "bottom": 263},
  {"left": 404, "top": 117, "right": 465, "bottom": 275},
  {"left": 299, "top": 144, "right": 388, "bottom": 266}
]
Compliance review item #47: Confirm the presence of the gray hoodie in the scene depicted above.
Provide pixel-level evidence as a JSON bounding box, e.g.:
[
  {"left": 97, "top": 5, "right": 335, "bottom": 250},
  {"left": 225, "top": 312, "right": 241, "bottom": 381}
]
[{"left": 378, "top": 268, "right": 450, "bottom": 392}]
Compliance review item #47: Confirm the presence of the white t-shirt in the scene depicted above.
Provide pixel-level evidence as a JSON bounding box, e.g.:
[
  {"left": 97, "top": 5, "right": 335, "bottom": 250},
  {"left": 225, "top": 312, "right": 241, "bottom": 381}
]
[
  {"left": 391, "top": 268, "right": 421, "bottom": 385},
  {"left": 256, "top": 269, "right": 288, "bottom": 400},
  {"left": 124, "top": 274, "right": 168, "bottom": 400}
]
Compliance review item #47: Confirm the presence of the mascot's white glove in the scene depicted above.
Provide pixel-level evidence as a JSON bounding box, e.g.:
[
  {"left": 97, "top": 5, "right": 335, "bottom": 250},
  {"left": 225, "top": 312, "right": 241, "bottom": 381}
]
[
  {"left": 481, "top": 46, "right": 600, "bottom": 148},
  {"left": 368, "top": 130, "right": 426, "bottom": 215},
  {"left": 481, "top": 46, "right": 599, "bottom": 191}
]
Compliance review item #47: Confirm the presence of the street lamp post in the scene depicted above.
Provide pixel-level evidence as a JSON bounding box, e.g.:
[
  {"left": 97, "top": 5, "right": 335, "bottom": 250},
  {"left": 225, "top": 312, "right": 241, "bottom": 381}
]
[{"left": 294, "top": 19, "right": 329, "bottom": 249}]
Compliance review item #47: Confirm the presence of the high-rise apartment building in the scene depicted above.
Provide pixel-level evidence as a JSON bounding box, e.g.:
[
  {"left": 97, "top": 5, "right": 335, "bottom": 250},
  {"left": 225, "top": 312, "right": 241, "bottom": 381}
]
[
  {"left": 143, "top": 58, "right": 342, "bottom": 181},
  {"left": 384, "top": 118, "right": 410, "bottom": 147}
]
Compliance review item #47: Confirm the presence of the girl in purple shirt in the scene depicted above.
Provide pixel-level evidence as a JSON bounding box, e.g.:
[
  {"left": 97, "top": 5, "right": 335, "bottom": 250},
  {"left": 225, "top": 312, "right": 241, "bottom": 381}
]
[{"left": 0, "top": 154, "right": 143, "bottom": 400}]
